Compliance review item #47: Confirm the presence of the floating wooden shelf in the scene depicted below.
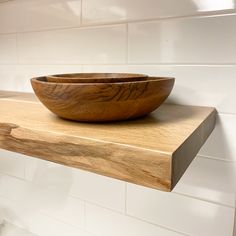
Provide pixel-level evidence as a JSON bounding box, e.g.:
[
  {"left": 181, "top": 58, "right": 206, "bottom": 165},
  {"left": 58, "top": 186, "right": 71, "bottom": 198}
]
[{"left": 0, "top": 91, "right": 216, "bottom": 191}]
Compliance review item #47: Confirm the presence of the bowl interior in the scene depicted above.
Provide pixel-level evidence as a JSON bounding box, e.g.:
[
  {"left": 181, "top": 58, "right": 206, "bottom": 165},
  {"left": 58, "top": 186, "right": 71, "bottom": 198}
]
[
  {"left": 46, "top": 73, "right": 148, "bottom": 83},
  {"left": 33, "top": 76, "right": 173, "bottom": 85}
]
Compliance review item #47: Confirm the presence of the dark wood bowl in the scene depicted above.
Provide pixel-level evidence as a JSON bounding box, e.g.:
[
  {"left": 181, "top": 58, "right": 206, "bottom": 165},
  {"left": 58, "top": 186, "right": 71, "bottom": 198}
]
[
  {"left": 46, "top": 73, "right": 148, "bottom": 83},
  {"left": 31, "top": 76, "right": 175, "bottom": 122}
]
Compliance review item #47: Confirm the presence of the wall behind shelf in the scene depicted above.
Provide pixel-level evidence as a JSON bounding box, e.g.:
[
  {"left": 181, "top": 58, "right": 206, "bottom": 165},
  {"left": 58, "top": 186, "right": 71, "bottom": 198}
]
[{"left": 0, "top": 0, "right": 236, "bottom": 235}]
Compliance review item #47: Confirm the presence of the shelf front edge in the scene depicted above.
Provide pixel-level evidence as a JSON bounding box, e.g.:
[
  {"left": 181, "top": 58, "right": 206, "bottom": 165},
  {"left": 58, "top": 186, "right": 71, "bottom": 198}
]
[{"left": 0, "top": 122, "right": 172, "bottom": 191}]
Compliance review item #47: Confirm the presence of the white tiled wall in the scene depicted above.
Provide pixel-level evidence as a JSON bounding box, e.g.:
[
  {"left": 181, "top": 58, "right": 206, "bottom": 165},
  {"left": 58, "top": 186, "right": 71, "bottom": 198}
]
[
  {"left": 18, "top": 25, "right": 127, "bottom": 64},
  {"left": 0, "top": 0, "right": 236, "bottom": 235},
  {"left": 128, "top": 15, "right": 236, "bottom": 64}
]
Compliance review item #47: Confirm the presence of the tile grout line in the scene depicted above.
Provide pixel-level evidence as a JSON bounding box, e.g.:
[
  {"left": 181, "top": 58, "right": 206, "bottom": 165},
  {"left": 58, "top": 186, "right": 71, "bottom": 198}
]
[
  {"left": 0, "top": 190, "right": 94, "bottom": 235},
  {"left": 125, "top": 23, "right": 129, "bottom": 64},
  {"left": 3, "top": 63, "right": 236, "bottom": 66},
  {"left": 84, "top": 200, "right": 190, "bottom": 236},
  {"left": 0, "top": 167, "right": 234, "bottom": 232},
  {"left": 81, "top": 11, "right": 236, "bottom": 27},
  {"left": 0, "top": 161, "right": 235, "bottom": 210},
  {"left": 70, "top": 184, "right": 235, "bottom": 212},
  {"left": 69, "top": 194, "right": 126, "bottom": 215},
  {"left": 197, "top": 154, "right": 236, "bottom": 163},
  {"left": 80, "top": 0, "right": 83, "bottom": 26},
  {"left": 0, "top": 10, "right": 236, "bottom": 36},
  {"left": 125, "top": 212, "right": 191, "bottom": 236},
  {"left": 0, "top": 22, "right": 126, "bottom": 36},
  {"left": 70, "top": 187, "right": 235, "bottom": 215},
  {"left": 0, "top": 189, "right": 189, "bottom": 236},
  {"left": 39, "top": 211, "right": 88, "bottom": 233},
  {"left": 23, "top": 157, "right": 27, "bottom": 180},
  {"left": 15, "top": 33, "right": 19, "bottom": 64},
  {"left": 84, "top": 199, "right": 87, "bottom": 231},
  {"left": 0, "top": 170, "right": 26, "bottom": 181},
  {"left": 233, "top": 208, "right": 236, "bottom": 236},
  {"left": 81, "top": 64, "right": 85, "bottom": 72},
  {"left": 126, "top": 62, "right": 236, "bottom": 66},
  {"left": 172, "top": 191, "right": 235, "bottom": 209},
  {"left": 124, "top": 182, "right": 127, "bottom": 213}
]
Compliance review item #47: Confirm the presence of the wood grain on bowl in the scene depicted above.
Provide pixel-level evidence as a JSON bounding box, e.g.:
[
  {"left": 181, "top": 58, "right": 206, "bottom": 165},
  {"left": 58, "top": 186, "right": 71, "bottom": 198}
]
[{"left": 31, "top": 77, "right": 175, "bottom": 122}]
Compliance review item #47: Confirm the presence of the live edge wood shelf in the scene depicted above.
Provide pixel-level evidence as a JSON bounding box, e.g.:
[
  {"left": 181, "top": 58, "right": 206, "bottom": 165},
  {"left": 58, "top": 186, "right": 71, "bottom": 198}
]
[{"left": 0, "top": 91, "right": 216, "bottom": 192}]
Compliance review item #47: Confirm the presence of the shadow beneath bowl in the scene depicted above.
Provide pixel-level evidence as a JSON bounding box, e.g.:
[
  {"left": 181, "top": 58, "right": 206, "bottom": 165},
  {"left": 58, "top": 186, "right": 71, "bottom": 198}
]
[{"left": 51, "top": 103, "right": 199, "bottom": 128}]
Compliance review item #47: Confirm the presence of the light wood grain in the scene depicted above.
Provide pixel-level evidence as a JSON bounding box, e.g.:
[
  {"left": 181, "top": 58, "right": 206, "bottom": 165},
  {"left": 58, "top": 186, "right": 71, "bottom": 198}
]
[
  {"left": 0, "top": 90, "right": 38, "bottom": 102},
  {"left": 0, "top": 91, "right": 216, "bottom": 191}
]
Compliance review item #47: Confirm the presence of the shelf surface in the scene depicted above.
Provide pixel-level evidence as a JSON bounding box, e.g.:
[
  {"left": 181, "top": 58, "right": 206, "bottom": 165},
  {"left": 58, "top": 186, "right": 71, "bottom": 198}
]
[{"left": 0, "top": 91, "right": 216, "bottom": 191}]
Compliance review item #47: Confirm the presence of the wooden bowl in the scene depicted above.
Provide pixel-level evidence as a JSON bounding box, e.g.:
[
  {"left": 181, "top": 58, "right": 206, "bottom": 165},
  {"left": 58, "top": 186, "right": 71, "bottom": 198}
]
[
  {"left": 31, "top": 76, "right": 175, "bottom": 122},
  {"left": 46, "top": 73, "right": 148, "bottom": 83}
]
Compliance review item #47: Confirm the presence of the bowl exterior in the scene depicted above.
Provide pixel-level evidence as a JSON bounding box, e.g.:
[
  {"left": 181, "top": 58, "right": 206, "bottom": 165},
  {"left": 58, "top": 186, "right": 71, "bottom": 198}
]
[{"left": 31, "top": 78, "right": 174, "bottom": 122}]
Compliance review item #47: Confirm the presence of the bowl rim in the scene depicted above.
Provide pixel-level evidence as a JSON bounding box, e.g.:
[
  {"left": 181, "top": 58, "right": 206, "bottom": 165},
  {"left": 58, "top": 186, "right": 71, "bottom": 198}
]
[
  {"left": 46, "top": 72, "right": 149, "bottom": 83},
  {"left": 49, "top": 72, "right": 148, "bottom": 78},
  {"left": 31, "top": 76, "right": 175, "bottom": 86}
]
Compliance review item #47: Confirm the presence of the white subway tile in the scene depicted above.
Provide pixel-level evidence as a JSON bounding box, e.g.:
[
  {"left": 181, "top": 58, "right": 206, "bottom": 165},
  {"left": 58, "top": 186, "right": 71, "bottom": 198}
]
[
  {"left": 86, "top": 203, "right": 183, "bottom": 236},
  {"left": 0, "top": 173, "right": 60, "bottom": 212},
  {"left": 82, "top": 64, "right": 128, "bottom": 73},
  {"left": 18, "top": 0, "right": 81, "bottom": 32},
  {"left": 0, "top": 1, "right": 18, "bottom": 34},
  {"left": 25, "top": 157, "right": 126, "bottom": 213},
  {"left": 0, "top": 162, "right": 71, "bottom": 207},
  {"left": 233, "top": 211, "right": 236, "bottom": 236},
  {"left": 25, "top": 160, "right": 85, "bottom": 227},
  {"left": 40, "top": 196, "right": 85, "bottom": 229},
  {"left": 0, "top": 65, "right": 82, "bottom": 92},
  {"left": 0, "top": 149, "right": 25, "bottom": 178},
  {"left": 0, "top": 196, "right": 91, "bottom": 236},
  {"left": 24, "top": 158, "right": 74, "bottom": 194},
  {"left": 0, "top": 221, "right": 36, "bottom": 236},
  {"left": 0, "top": 175, "right": 29, "bottom": 202},
  {"left": 128, "top": 15, "right": 236, "bottom": 64},
  {"left": 18, "top": 25, "right": 126, "bottom": 64},
  {"left": 0, "top": 197, "right": 31, "bottom": 232},
  {"left": 82, "top": 0, "right": 236, "bottom": 24},
  {"left": 0, "top": 0, "right": 81, "bottom": 33},
  {"left": 127, "top": 184, "right": 234, "bottom": 236},
  {"left": 0, "top": 170, "right": 85, "bottom": 229},
  {"left": 0, "top": 66, "right": 18, "bottom": 91},
  {"left": 199, "top": 113, "right": 236, "bottom": 161},
  {"left": 83, "top": 64, "right": 236, "bottom": 114},
  {"left": 174, "top": 156, "right": 236, "bottom": 207},
  {"left": 149, "top": 65, "right": 236, "bottom": 114},
  {"left": 17, "top": 64, "right": 82, "bottom": 79},
  {"left": 28, "top": 214, "right": 92, "bottom": 236},
  {"left": 0, "top": 34, "right": 17, "bottom": 64},
  {"left": 70, "top": 169, "right": 126, "bottom": 212}
]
